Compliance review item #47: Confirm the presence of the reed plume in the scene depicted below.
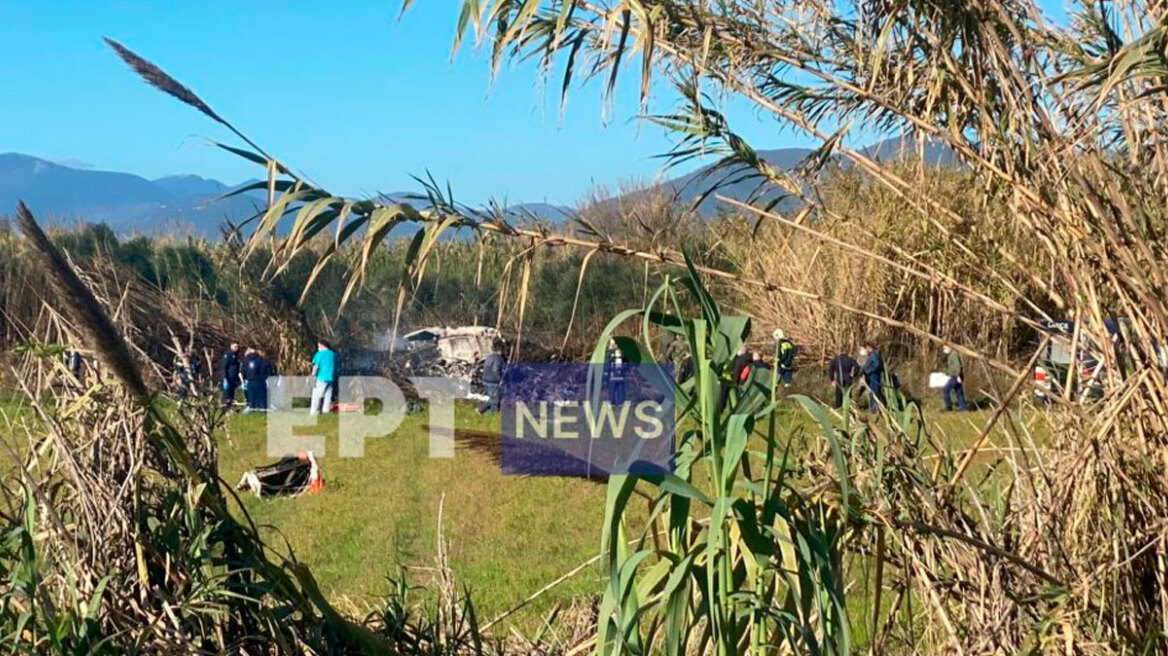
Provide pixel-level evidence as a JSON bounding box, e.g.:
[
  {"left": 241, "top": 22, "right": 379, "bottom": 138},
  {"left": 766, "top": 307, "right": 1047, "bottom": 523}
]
[{"left": 104, "top": 37, "right": 225, "bottom": 126}]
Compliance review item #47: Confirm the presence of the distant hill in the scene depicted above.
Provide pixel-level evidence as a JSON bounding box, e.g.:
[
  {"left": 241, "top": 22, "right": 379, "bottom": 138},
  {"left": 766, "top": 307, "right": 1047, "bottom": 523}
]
[
  {"left": 648, "top": 135, "right": 956, "bottom": 217},
  {"left": 658, "top": 147, "right": 812, "bottom": 217},
  {"left": 151, "top": 174, "right": 230, "bottom": 198},
  {"left": 0, "top": 153, "right": 264, "bottom": 236},
  {"left": 0, "top": 154, "right": 571, "bottom": 237},
  {"left": 0, "top": 136, "right": 952, "bottom": 236},
  {"left": 1, "top": 153, "right": 169, "bottom": 215}
]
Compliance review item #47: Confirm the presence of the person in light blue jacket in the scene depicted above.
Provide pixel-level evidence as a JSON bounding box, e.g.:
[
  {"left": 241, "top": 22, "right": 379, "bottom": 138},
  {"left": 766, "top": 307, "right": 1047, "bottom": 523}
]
[{"left": 310, "top": 340, "right": 337, "bottom": 416}]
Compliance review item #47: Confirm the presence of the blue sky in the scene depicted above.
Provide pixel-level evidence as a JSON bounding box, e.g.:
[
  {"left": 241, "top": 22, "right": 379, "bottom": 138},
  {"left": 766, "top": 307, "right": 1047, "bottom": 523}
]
[
  {"left": 0, "top": 1, "right": 1073, "bottom": 206},
  {"left": 0, "top": 1, "right": 804, "bottom": 206}
]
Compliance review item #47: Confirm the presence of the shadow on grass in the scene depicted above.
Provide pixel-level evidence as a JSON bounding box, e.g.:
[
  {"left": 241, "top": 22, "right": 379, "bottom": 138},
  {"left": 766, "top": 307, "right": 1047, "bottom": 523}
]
[{"left": 431, "top": 424, "right": 612, "bottom": 484}]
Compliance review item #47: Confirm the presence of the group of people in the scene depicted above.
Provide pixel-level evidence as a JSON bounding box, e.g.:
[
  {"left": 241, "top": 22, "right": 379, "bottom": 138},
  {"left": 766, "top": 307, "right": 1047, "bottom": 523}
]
[
  {"left": 826, "top": 343, "right": 884, "bottom": 411},
  {"left": 171, "top": 339, "right": 338, "bottom": 415},
  {"left": 678, "top": 326, "right": 967, "bottom": 415},
  {"left": 170, "top": 326, "right": 970, "bottom": 419},
  {"left": 176, "top": 323, "right": 950, "bottom": 422},
  {"left": 828, "top": 342, "right": 967, "bottom": 412},
  {"left": 708, "top": 331, "right": 798, "bottom": 409},
  {"left": 728, "top": 330, "right": 799, "bottom": 388},
  {"left": 216, "top": 342, "right": 277, "bottom": 412}
]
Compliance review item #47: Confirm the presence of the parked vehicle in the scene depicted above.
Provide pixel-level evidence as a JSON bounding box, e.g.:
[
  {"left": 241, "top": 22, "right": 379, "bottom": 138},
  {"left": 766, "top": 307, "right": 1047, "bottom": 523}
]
[{"left": 1032, "top": 320, "right": 1105, "bottom": 403}]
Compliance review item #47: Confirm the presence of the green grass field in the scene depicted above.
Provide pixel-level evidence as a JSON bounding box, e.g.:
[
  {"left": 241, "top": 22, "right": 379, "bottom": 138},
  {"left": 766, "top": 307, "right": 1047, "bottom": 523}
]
[{"left": 215, "top": 384, "right": 1052, "bottom": 630}]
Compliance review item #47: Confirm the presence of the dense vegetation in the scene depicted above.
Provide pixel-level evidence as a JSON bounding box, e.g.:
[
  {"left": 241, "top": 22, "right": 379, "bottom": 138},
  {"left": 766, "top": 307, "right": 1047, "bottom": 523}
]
[{"left": 0, "top": 217, "right": 696, "bottom": 375}]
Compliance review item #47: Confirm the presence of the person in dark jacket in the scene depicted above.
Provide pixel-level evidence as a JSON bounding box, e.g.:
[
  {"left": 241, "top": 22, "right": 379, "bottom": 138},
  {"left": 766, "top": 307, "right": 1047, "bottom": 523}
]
[
  {"left": 188, "top": 349, "right": 203, "bottom": 388},
  {"left": 65, "top": 349, "right": 84, "bottom": 378},
  {"left": 243, "top": 348, "right": 273, "bottom": 412},
  {"left": 478, "top": 340, "right": 506, "bottom": 414},
  {"left": 719, "top": 346, "right": 753, "bottom": 410},
  {"left": 860, "top": 342, "right": 885, "bottom": 412},
  {"left": 731, "top": 346, "right": 752, "bottom": 384},
  {"left": 220, "top": 342, "right": 242, "bottom": 409},
  {"left": 259, "top": 349, "right": 277, "bottom": 410},
  {"left": 827, "top": 349, "right": 860, "bottom": 409},
  {"left": 241, "top": 348, "right": 258, "bottom": 411},
  {"left": 941, "top": 345, "right": 967, "bottom": 411}
]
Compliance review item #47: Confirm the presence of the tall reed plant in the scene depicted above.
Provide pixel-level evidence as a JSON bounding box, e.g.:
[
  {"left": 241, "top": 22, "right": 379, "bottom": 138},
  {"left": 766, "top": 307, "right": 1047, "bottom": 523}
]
[{"left": 585, "top": 259, "right": 856, "bottom": 656}]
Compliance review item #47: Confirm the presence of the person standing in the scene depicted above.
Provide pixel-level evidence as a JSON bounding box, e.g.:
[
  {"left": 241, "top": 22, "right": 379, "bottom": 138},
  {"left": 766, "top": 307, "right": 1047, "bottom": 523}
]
[
  {"left": 604, "top": 339, "right": 627, "bottom": 405},
  {"left": 731, "top": 346, "right": 752, "bottom": 385},
  {"left": 719, "top": 346, "right": 752, "bottom": 410},
  {"left": 774, "top": 329, "right": 797, "bottom": 387},
  {"left": 187, "top": 348, "right": 203, "bottom": 390},
  {"left": 65, "top": 348, "right": 83, "bottom": 378},
  {"left": 241, "top": 348, "right": 258, "bottom": 411},
  {"left": 827, "top": 349, "right": 860, "bottom": 409},
  {"left": 220, "top": 342, "right": 242, "bottom": 409},
  {"left": 243, "top": 348, "right": 268, "bottom": 412},
  {"left": 860, "top": 342, "right": 885, "bottom": 412},
  {"left": 173, "top": 347, "right": 201, "bottom": 399},
  {"left": 942, "top": 345, "right": 968, "bottom": 411},
  {"left": 310, "top": 340, "right": 337, "bottom": 416},
  {"left": 477, "top": 340, "right": 505, "bottom": 414},
  {"left": 257, "top": 349, "right": 275, "bottom": 411}
]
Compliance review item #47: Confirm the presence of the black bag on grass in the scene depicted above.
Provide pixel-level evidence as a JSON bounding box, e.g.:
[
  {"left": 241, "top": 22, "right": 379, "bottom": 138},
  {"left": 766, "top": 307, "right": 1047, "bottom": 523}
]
[{"left": 236, "top": 451, "right": 323, "bottom": 498}]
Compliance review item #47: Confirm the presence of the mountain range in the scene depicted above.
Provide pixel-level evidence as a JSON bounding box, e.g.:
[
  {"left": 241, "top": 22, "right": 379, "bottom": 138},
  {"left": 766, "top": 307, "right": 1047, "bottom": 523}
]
[
  {"left": 0, "top": 137, "right": 951, "bottom": 237},
  {"left": 0, "top": 153, "right": 266, "bottom": 236},
  {"left": 657, "top": 137, "right": 953, "bottom": 216}
]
